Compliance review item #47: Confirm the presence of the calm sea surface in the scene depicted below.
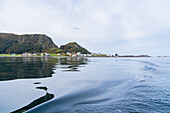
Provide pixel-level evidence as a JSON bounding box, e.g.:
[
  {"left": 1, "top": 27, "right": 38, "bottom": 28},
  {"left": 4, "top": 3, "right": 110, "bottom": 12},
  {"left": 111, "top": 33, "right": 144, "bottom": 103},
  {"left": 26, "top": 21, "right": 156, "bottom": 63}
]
[{"left": 0, "top": 57, "right": 170, "bottom": 113}]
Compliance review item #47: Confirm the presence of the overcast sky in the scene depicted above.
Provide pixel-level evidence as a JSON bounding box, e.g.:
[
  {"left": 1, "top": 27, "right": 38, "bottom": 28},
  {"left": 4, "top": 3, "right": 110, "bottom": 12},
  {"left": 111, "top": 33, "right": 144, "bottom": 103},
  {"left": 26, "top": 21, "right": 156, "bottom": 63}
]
[{"left": 0, "top": 0, "right": 170, "bottom": 55}]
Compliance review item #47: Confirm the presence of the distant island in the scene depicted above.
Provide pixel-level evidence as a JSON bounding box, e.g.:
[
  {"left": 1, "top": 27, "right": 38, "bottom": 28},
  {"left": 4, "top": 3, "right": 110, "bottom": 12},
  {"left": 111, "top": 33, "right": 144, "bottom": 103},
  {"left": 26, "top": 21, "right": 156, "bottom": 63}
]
[
  {"left": 0, "top": 32, "right": 151, "bottom": 57},
  {"left": 0, "top": 33, "right": 90, "bottom": 54}
]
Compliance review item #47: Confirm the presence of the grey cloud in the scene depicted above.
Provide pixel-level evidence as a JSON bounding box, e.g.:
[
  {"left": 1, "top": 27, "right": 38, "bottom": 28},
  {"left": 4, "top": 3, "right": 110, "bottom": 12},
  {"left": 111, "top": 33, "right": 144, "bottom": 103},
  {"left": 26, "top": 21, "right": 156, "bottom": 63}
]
[{"left": 0, "top": 0, "right": 170, "bottom": 55}]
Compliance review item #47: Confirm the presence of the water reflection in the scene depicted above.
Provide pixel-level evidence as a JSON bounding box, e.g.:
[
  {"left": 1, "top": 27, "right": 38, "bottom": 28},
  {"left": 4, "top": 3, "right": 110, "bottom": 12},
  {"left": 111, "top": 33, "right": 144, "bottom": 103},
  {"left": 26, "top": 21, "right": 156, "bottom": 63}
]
[
  {"left": 36, "top": 86, "right": 48, "bottom": 92},
  {"left": 11, "top": 86, "right": 54, "bottom": 113},
  {"left": 0, "top": 57, "right": 87, "bottom": 81},
  {"left": 0, "top": 57, "right": 88, "bottom": 113},
  {"left": 58, "top": 57, "right": 88, "bottom": 72},
  {"left": 34, "top": 82, "right": 41, "bottom": 84}
]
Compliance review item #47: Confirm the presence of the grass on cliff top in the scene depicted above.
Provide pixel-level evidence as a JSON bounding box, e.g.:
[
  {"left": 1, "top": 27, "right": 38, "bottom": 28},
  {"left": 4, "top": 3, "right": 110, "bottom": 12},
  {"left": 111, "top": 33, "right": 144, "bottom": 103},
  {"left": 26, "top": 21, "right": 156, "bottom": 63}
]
[
  {"left": 49, "top": 54, "right": 60, "bottom": 57},
  {"left": 49, "top": 54, "right": 68, "bottom": 57}
]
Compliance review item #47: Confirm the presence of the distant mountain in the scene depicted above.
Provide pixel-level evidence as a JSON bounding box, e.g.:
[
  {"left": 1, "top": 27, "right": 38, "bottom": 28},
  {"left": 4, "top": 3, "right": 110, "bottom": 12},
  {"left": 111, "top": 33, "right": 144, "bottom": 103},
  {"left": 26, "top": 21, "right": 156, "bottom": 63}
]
[
  {"left": 60, "top": 42, "right": 91, "bottom": 54},
  {"left": 0, "top": 33, "right": 57, "bottom": 54},
  {"left": 0, "top": 33, "right": 91, "bottom": 54}
]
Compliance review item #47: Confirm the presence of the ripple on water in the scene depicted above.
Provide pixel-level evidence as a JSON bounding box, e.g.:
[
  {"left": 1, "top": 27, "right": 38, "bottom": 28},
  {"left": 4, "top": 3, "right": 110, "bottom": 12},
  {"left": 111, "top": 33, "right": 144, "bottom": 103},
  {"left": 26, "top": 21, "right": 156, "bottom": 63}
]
[{"left": 1, "top": 57, "right": 170, "bottom": 113}]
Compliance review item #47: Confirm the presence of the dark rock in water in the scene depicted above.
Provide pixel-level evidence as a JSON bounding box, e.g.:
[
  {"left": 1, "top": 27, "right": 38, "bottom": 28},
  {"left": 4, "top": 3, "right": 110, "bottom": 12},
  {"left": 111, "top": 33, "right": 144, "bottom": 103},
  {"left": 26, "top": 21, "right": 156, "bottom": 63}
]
[{"left": 0, "top": 33, "right": 58, "bottom": 54}]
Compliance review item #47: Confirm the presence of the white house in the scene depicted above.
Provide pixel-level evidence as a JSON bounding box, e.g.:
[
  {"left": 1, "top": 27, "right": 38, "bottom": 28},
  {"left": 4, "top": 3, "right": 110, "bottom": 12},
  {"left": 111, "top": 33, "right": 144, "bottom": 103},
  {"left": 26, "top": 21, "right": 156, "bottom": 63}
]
[
  {"left": 22, "top": 53, "right": 31, "bottom": 57},
  {"left": 77, "top": 52, "right": 81, "bottom": 56}
]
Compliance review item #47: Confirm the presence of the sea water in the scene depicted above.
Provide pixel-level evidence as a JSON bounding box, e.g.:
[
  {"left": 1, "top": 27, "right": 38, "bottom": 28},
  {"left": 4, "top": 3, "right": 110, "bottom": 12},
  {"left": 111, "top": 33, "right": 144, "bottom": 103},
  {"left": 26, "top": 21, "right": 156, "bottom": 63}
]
[{"left": 0, "top": 57, "right": 169, "bottom": 113}]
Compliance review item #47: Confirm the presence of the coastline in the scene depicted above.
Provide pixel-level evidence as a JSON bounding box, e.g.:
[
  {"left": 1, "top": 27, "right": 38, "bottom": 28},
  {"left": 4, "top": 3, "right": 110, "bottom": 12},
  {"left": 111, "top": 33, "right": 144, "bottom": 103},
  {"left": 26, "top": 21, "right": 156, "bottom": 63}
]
[
  {"left": 1, "top": 54, "right": 169, "bottom": 58},
  {"left": 0, "top": 56, "right": 152, "bottom": 58}
]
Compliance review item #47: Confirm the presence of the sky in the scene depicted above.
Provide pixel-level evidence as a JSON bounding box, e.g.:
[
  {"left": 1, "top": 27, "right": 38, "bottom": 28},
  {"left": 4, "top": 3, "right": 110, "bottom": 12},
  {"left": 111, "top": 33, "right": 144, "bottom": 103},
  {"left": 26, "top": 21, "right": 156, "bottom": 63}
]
[{"left": 0, "top": 0, "right": 170, "bottom": 55}]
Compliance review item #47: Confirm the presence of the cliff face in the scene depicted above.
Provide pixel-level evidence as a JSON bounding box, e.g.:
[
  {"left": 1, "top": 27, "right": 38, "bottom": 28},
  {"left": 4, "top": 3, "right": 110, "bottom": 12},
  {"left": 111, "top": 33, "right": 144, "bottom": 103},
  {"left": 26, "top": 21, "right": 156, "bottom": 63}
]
[
  {"left": 0, "top": 33, "right": 91, "bottom": 54},
  {"left": 0, "top": 33, "right": 58, "bottom": 54},
  {"left": 60, "top": 42, "right": 91, "bottom": 54}
]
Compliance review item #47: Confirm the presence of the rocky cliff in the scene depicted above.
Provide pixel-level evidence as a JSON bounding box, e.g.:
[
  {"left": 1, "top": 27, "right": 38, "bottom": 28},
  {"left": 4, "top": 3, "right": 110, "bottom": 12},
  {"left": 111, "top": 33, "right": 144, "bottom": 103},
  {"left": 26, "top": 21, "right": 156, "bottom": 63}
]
[
  {"left": 0, "top": 33, "right": 57, "bottom": 54},
  {"left": 60, "top": 42, "right": 91, "bottom": 54}
]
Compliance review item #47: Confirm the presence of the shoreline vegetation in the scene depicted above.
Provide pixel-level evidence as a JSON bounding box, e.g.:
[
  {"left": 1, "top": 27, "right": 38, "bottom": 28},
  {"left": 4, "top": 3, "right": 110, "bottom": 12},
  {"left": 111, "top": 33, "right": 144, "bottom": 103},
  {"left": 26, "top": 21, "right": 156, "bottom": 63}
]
[{"left": 0, "top": 54, "right": 153, "bottom": 57}]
